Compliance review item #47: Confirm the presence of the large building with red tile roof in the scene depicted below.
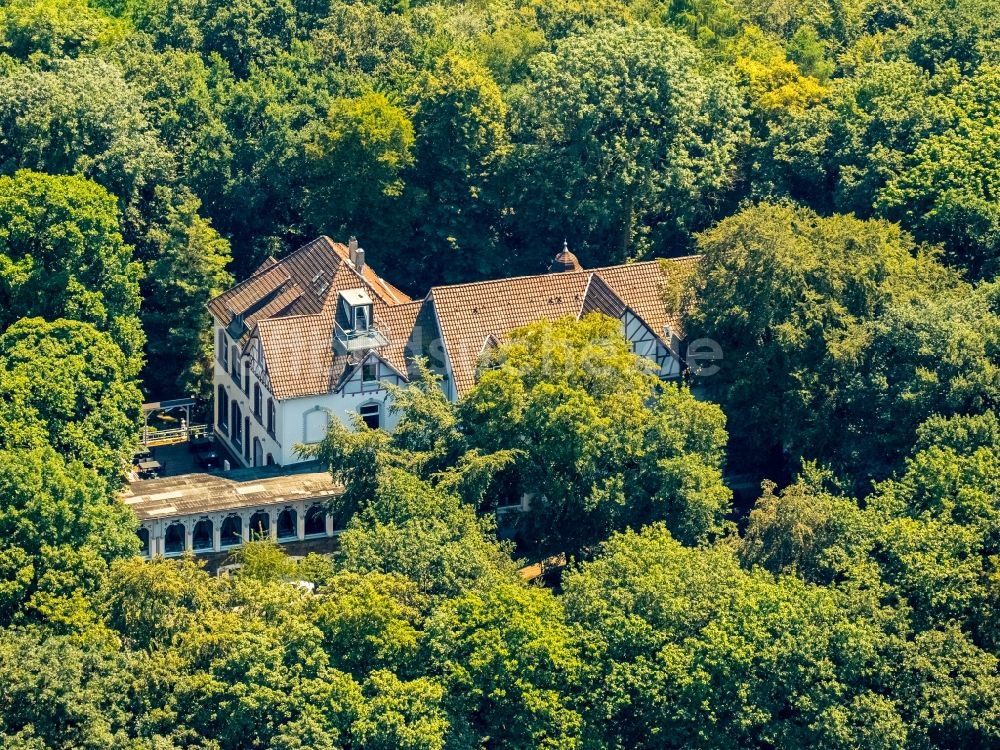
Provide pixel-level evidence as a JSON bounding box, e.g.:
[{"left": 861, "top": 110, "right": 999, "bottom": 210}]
[{"left": 208, "top": 237, "right": 698, "bottom": 468}]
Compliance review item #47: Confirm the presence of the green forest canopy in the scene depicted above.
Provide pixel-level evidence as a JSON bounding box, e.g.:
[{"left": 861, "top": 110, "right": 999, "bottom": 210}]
[{"left": 3, "top": 0, "right": 1000, "bottom": 398}]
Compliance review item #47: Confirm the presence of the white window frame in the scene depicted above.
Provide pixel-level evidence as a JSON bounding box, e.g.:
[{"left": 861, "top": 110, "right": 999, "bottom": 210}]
[
  {"left": 358, "top": 401, "right": 381, "bottom": 430},
  {"left": 219, "top": 329, "right": 229, "bottom": 368},
  {"left": 354, "top": 304, "right": 370, "bottom": 332}
]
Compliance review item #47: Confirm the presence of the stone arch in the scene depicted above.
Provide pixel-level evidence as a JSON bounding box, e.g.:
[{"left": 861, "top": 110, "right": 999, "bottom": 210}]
[
  {"left": 277, "top": 508, "right": 297, "bottom": 539},
  {"left": 249, "top": 511, "right": 269, "bottom": 538},
  {"left": 304, "top": 505, "right": 326, "bottom": 536},
  {"left": 220, "top": 515, "right": 242, "bottom": 547},
  {"left": 164, "top": 522, "right": 185, "bottom": 555},
  {"left": 192, "top": 518, "right": 213, "bottom": 551}
]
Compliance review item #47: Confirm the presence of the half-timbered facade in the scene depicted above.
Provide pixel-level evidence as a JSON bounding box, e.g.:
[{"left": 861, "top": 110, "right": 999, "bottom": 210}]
[{"left": 207, "top": 238, "right": 698, "bottom": 468}]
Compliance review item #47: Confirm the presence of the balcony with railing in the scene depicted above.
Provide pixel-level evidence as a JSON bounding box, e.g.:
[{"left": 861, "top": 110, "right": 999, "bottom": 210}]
[{"left": 333, "top": 321, "right": 388, "bottom": 353}]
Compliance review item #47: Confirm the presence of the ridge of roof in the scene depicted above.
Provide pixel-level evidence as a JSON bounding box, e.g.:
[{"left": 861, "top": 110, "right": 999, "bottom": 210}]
[
  {"left": 428, "top": 267, "right": 591, "bottom": 295},
  {"left": 592, "top": 255, "right": 701, "bottom": 341},
  {"left": 208, "top": 235, "right": 411, "bottom": 335},
  {"left": 429, "top": 271, "right": 597, "bottom": 397},
  {"left": 424, "top": 254, "right": 700, "bottom": 299},
  {"left": 250, "top": 256, "right": 279, "bottom": 276},
  {"left": 321, "top": 235, "right": 412, "bottom": 304},
  {"left": 577, "top": 271, "right": 597, "bottom": 318}
]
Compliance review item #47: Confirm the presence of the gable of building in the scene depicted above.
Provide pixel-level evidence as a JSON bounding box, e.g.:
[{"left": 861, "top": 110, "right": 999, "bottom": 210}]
[{"left": 592, "top": 257, "right": 699, "bottom": 341}]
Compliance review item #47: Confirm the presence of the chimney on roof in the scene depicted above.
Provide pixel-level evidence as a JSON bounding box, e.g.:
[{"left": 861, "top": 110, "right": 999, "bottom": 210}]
[{"left": 348, "top": 236, "right": 365, "bottom": 275}]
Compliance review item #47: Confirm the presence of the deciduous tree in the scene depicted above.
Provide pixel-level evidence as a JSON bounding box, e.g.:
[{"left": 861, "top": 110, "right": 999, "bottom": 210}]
[
  {"left": 0, "top": 171, "right": 144, "bottom": 366},
  {"left": 0, "top": 318, "right": 143, "bottom": 481},
  {"left": 462, "top": 314, "right": 731, "bottom": 555},
  {"left": 506, "top": 24, "right": 748, "bottom": 267}
]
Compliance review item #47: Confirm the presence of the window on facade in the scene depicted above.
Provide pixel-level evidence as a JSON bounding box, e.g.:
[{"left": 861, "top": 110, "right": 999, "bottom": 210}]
[
  {"left": 243, "top": 361, "right": 251, "bottom": 395},
  {"left": 220, "top": 515, "right": 242, "bottom": 547},
  {"left": 266, "top": 398, "right": 275, "bottom": 436},
  {"left": 266, "top": 453, "right": 275, "bottom": 466},
  {"left": 218, "top": 329, "right": 227, "bottom": 366},
  {"left": 244, "top": 417, "right": 251, "bottom": 460},
  {"left": 362, "top": 361, "right": 378, "bottom": 384},
  {"left": 217, "top": 386, "right": 229, "bottom": 432},
  {"left": 359, "top": 402, "right": 380, "bottom": 430},
  {"left": 138, "top": 528, "right": 150, "bottom": 556},
  {"left": 253, "top": 384, "right": 262, "bottom": 419},
  {"left": 164, "top": 523, "right": 185, "bottom": 555},
  {"left": 232, "top": 403, "right": 243, "bottom": 447},
  {"left": 249, "top": 511, "right": 269, "bottom": 538}
]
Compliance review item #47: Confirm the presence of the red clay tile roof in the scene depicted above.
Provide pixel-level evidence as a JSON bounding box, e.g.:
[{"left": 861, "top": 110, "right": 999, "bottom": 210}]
[
  {"left": 328, "top": 300, "right": 427, "bottom": 391},
  {"left": 207, "top": 236, "right": 410, "bottom": 346},
  {"left": 256, "top": 308, "right": 334, "bottom": 401},
  {"left": 429, "top": 271, "right": 596, "bottom": 397},
  {"left": 251, "top": 256, "right": 279, "bottom": 276},
  {"left": 252, "top": 255, "right": 419, "bottom": 400},
  {"left": 580, "top": 273, "right": 627, "bottom": 319},
  {"left": 593, "top": 256, "right": 699, "bottom": 340},
  {"left": 254, "top": 259, "right": 401, "bottom": 400},
  {"left": 378, "top": 300, "right": 424, "bottom": 378},
  {"left": 430, "top": 256, "right": 701, "bottom": 397},
  {"left": 222, "top": 237, "right": 701, "bottom": 402}
]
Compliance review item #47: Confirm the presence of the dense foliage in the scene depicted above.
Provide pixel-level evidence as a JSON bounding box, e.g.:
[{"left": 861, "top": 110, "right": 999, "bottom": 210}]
[
  {"left": 1, "top": 0, "right": 998, "bottom": 399},
  {"left": 2, "top": 0, "right": 1000, "bottom": 747},
  {"left": 684, "top": 203, "right": 1000, "bottom": 488}
]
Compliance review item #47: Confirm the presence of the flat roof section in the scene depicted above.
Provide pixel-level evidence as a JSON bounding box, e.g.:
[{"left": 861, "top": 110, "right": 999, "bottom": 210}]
[{"left": 123, "top": 463, "right": 342, "bottom": 521}]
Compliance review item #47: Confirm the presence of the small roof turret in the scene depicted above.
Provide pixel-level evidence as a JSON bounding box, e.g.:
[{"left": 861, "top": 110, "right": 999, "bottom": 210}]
[{"left": 549, "top": 240, "right": 582, "bottom": 273}]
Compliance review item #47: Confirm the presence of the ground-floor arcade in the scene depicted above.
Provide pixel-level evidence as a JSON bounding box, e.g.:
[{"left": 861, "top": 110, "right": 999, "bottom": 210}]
[{"left": 122, "top": 464, "right": 342, "bottom": 561}]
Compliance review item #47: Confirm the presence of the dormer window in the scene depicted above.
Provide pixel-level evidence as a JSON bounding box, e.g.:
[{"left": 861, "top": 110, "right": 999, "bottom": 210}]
[
  {"left": 338, "top": 288, "right": 374, "bottom": 332},
  {"left": 334, "top": 288, "right": 387, "bottom": 353}
]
